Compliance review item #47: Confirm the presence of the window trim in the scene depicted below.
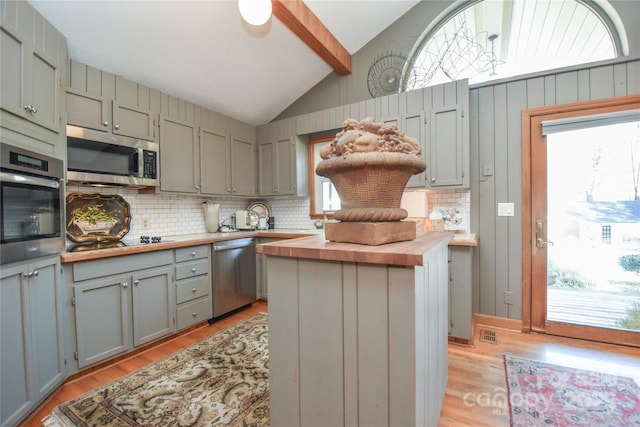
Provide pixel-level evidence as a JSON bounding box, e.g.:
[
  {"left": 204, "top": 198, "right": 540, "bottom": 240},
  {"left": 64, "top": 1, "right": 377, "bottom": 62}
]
[{"left": 308, "top": 135, "right": 338, "bottom": 220}]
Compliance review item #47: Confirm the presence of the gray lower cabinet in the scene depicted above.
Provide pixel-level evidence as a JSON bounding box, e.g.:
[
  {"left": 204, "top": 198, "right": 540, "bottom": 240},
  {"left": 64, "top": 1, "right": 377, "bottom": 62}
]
[
  {"left": 1, "top": 256, "right": 64, "bottom": 427},
  {"left": 69, "top": 251, "right": 174, "bottom": 370},
  {"left": 174, "top": 245, "right": 211, "bottom": 330},
  {"left": 255, "top": 237, "right": 286, "bottom": 299},
  {"left": 449, "top": 245, "right": 473, "bottom": 340}
]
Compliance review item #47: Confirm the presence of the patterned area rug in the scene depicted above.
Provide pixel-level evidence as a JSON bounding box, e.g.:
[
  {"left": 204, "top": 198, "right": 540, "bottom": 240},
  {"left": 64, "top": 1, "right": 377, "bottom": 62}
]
[
  {"left": 43, "top": 313, "right": 269, "bottom": 427},
  {"left": 504, "top": 354, "right": 640, "bottom": 427}
]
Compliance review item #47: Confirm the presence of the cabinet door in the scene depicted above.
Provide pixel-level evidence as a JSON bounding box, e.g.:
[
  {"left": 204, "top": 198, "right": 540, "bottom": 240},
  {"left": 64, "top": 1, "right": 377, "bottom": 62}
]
[
  {"left": 231, "top": 136, "right": 255, "bottom": 196},
  {"left": 258, "top": 141, "right": 274, "bottom": 196},
  {"left": 0, "top": 14, "right": 62, "bottom": 135},
  {"left": 66, "top": 89, "right": 109, "bottom": 131},
  {"left": 74, "top": 275, "right": 131, "bottom": 369},
  {"left": 159, "top": 116, "right": 199, "bottom": 193},
  {"left": 27, "top": 257, "right": 65, "bottom": 402},
  {"left": 428, "top": 105, "right": 463, "bottom": 187},
  {"left": 448, "top": 246, "right": 473, "bottom": 340},
  {"left": 403, "top": 112, "right": 427, "bottom": 188},
  {"left": 200, "top": 128, "right": 231, "bottom": 195},
  {"left": 0, "top": 264, "right": 30, "bottom": 427},
  {"left": 29, "top": 45, "right": 61, "bottom": 133},
  {"left": 0, "top": 25, "right": 29, "bottom": 122},
  {"left": 112, "top": 100, "right": 154, "bottom": 141},
  {"left": 275, "top": 138, "right": 295, "bottom": 195},
  {"left": 132, "top": 267, "right": 174, "bottom": 347}
]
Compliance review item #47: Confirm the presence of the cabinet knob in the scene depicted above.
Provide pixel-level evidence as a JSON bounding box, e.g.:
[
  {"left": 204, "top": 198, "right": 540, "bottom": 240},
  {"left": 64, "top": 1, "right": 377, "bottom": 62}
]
[
  {"left": 431, "top": 177, "right": 436, "bottom": 183},
  {"left": 191, "top": 268, "right": 197, "bottom": 274},
  {"left": 191, "top": 288, "right": 197, "bottom": 293},
  {"left": 103, "top": 121, "right": 109, "bottom": 126},
  {"left": 227, "top": 188, "right": 231, "bottom": 193},
  {"left": 195, "top": 185, "right": 200, "bottom": 190},
  {"left": 32, "top": 270, "right": 39, "bottom": 277},
  {"left": 114, "top": 124, "right": 120, "bottom": 129},
  {"left": 232, "top": 188, "right": 237, "bottom": 193},
  {"left": 122, "top": 282, "right": 128, "bottom": 288},
  {"left": 23, "top": 104, "right": 37, "bottom": 113},
  {"left": 133, "top": 279, "right": 140, "bottom": 285},
  {"left": 23, "top": 272, "right": 32, "bottom": 278},
  {"left": 190, "top": 251, "right": 196, "bottom": 257},
  {"left": 192, "top": 312, "right": 198, "bottom": 317}
]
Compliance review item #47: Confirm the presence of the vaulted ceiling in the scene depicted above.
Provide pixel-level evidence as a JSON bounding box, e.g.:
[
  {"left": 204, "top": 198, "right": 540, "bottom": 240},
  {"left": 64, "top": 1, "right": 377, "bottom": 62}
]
[{"left": 29, "top": 0, "right": 420, "bottom": 126}]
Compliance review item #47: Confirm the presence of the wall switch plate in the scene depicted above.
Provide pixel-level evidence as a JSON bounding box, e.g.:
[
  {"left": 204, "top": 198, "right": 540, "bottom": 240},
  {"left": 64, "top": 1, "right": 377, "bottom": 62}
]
[{"left": 497, "top": 203, "right": 514, "bottom": 216}]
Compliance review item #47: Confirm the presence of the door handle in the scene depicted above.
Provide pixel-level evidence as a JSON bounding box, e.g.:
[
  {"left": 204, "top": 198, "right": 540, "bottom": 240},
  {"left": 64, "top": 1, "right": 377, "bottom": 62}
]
[{"left": 536, "top": 220, "right": 554, "bottom": 248}]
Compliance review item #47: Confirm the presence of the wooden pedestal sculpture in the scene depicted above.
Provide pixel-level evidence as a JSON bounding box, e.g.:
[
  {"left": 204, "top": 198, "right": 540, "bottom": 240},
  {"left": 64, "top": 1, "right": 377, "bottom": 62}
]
[{"left": 316, "top": 117, "right": 426, "bottom": 245}]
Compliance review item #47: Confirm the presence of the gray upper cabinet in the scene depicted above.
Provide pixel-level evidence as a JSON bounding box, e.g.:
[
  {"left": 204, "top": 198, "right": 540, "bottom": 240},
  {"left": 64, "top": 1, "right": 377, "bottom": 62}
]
[
  {"left": 293, "top": 79, "right": 470, "bottom": 191},
  {"left": 112, "top": 99, "right": 154, "bottom": 141},
  {"left": 200, "top": 127, "right": 231, "bottom": 196},
  {"left": 66, "top": 63, "right": 155, "bottom": 141},
  {"left": 0, "top": 0, "right": 66, "bottom": 157},
  {"left": 428, "top": 104, "right": 464, "bottom": 187},
  {"left": 400, "top": 111, "right": 427, "bottom": 188},
  {"left": 258, "top": 138, "right": 295, "bottom": 196},
  {"left": 257, "top": 118, "right": 308, "bottom": 197},
  {"left": 1, "top": 256, "right": 65, "bottom": 427},
  {"left": 159, "top": 116, "right": 199, "bottom": 193},
  {"left": 231, "top": 136, "right": 256, "bottom": 196},
  {"left": 66, "top": 88, "right": 109, "bottom": 131}
]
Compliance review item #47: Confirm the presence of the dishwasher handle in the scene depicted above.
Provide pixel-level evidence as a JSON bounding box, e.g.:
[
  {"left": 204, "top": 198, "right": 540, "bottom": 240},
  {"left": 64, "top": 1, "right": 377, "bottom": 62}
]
[{"left": 213, "top": 238, "right": 255, "bottom": 251}]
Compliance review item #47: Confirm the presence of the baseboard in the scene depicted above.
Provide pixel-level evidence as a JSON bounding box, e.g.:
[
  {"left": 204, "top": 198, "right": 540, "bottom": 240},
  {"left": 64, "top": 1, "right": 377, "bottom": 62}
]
[{"left": 474, "top": 313, "right": 523, "bottom": 332}]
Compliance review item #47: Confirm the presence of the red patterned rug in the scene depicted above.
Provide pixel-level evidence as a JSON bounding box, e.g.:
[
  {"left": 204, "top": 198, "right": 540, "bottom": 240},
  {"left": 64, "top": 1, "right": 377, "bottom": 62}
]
[{"left": 504, "top": 354, "right": 640, "bottom": 427}]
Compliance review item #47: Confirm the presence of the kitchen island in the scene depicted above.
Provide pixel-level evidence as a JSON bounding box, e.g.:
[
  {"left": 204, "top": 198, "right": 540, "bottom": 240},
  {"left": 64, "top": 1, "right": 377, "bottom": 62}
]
[{"left": 256, "top": 231, "right": 453, "bottom": 427}]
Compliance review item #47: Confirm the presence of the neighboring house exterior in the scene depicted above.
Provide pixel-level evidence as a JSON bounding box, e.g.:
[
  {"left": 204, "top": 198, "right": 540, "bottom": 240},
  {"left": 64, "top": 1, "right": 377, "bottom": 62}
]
[{"left": 566, "top": 200, "right": 640, "bottom": 249}]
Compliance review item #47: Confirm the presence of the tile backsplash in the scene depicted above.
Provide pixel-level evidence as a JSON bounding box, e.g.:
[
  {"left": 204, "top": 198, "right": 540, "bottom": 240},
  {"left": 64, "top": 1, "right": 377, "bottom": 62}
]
[
  {"left": 65, "top": 185, "right": 470, "bottom": 239},
  {"left": 65, "top": 185, "right": 315, "bottom": 239}
]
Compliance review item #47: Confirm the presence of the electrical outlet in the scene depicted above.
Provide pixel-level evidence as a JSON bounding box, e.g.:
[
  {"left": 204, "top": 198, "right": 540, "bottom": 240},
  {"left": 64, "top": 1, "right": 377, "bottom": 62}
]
[
  {"left": 504, "top": 290, "right": 513, "bottom": 305},
  {"left": 142, "top": 218, "right": 149, "bottom": 229},
  {"left": 482, "top": 163, "right": 493, "bottom": 176}
]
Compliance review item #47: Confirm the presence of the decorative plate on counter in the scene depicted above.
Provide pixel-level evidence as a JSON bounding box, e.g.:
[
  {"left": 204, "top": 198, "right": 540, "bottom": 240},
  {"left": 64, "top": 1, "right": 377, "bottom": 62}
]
[
  {"left": 247, "top": 201, "right": 272, "bottom": 218},
  {"left": 434, "top": 206, "right": 466, "bottom": 231},
  {"left": 66, "top": 193, "right": 131, "bottom": 243}
]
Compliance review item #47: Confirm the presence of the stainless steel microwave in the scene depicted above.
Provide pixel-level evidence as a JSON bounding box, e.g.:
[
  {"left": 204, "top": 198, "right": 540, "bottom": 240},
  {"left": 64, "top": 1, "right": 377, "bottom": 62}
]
[{"left": 66, "top": 125, "right": 158, "bottom": 188}]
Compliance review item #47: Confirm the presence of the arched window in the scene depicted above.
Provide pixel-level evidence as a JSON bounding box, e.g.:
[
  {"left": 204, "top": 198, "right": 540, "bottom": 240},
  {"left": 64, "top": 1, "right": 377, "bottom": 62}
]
[{"left": 403, "top": 0, "right": 626, "bottom": 90}]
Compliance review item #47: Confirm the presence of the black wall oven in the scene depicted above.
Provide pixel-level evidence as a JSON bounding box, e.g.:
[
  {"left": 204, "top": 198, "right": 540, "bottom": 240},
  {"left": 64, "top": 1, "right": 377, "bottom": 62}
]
[{"left": 1, "top": 143, "right": 65, "bottom": 264}]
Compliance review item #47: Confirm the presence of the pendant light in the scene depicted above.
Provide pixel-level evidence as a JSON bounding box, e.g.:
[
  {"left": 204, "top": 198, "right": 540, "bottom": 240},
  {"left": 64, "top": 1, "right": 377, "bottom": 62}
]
[{"left": 238, "top": 0, "right": 272, "bottom": 26}]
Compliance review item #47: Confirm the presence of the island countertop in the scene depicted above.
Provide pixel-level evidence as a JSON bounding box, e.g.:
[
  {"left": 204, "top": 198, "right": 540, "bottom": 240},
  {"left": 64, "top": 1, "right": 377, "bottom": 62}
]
[{"left": 256, "top": 230, "right": 453, "bottom": 267}]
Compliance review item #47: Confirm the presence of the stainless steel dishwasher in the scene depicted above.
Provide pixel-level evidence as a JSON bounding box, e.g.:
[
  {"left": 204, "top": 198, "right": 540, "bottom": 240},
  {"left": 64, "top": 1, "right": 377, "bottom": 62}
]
[{"left": 210, "top": 237, "right": 256, "bottom": 321}]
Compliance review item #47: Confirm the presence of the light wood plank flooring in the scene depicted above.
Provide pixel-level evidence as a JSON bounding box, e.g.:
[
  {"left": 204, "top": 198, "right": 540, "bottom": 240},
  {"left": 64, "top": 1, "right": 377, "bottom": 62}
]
[{"left": 21, "top": 301, "right": 640, "bottom": 427}]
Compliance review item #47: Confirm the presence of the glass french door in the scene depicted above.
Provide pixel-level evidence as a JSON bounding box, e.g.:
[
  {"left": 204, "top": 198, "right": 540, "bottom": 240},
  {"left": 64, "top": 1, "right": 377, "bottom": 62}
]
[{"left": 528, "top": 97, "right": 640, "bottom": 347}]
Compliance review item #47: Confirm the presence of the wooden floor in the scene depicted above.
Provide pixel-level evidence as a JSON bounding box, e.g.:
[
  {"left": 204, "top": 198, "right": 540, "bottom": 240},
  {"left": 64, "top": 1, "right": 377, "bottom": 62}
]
[{"left": 22, "top": 300, "right": 640, "bottom": 427}]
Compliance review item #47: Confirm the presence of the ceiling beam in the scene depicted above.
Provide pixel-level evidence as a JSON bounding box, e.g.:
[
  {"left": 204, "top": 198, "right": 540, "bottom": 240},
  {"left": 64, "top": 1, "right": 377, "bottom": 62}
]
[{"left": 272, "top": 0, "right": 352, "bottom": 75}]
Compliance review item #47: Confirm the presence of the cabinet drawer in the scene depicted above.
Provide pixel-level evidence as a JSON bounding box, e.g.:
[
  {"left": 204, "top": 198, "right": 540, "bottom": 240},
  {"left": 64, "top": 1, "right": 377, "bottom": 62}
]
[
  {"left": 175, "top": 259, "right": 209, "bottom": 280},
  {"left": 176, "top": 275, "right": 210, "bottom": 304},
  {"left": 175, "top": 245, "right": 209, "bottom": 262},
  {"left": 176, "top": 298, "right": 211, "bottom": 330}
]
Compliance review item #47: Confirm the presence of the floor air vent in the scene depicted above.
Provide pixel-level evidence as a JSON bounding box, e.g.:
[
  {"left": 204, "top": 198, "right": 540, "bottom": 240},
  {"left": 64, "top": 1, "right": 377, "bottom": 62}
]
[{"left": 479, "top": 329, "right": 497, "bottom": 344}]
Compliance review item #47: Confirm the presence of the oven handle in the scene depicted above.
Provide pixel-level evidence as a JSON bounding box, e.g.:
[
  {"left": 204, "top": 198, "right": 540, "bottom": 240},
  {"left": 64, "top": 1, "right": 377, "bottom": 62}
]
[{"left": 1, "top": 171, "right": 60, "bottom": 189}]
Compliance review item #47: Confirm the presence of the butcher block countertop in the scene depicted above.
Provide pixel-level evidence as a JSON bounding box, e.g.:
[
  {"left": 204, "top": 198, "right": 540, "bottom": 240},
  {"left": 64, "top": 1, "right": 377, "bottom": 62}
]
[
  {"left": 256, "top": 231, "right": 454, "bottom": 267},
  {"left": 60, "top": 229, "right": 322, "bottom": 263}
]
